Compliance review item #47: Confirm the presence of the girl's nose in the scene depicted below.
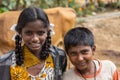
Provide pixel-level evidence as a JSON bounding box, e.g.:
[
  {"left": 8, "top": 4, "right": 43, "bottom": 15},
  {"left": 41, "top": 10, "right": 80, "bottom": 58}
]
[{"left": 32, "top": 34, "right": 39, "bottom": 42}]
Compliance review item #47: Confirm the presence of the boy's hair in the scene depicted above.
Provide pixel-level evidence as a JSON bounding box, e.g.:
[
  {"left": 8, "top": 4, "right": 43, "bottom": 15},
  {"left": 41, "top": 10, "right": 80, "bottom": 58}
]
[{"left": 64, "top": 27, "right": 94, "bottom": 53}]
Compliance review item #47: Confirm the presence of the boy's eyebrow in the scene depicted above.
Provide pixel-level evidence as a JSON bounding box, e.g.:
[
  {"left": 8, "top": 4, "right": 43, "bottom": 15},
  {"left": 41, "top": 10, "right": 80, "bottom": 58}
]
[
  {"left": 81, "top": 49, "right": 89, "bottom": 51},
  {"left": 69, "top": 49, "right": 89, "bottom": 52}
]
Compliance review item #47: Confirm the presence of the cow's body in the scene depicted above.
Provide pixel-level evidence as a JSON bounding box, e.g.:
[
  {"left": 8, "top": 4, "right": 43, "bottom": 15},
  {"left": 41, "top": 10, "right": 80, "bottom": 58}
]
[{"left": 0, "top": 7, "right": 76, "bottom": 55}]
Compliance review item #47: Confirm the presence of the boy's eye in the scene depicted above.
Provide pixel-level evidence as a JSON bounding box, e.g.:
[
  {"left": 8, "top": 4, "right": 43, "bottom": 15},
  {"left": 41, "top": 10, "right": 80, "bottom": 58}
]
[
  {"left": 37, "top": 31, "right": 45, "bottom": 36},
  {"left": 81, "top": 50, "right": 89, "bottom": 54}
]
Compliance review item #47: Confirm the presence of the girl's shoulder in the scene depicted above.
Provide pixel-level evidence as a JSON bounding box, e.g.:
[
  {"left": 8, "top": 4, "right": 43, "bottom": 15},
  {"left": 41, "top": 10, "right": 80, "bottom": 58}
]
[
  {"left": 0, "top": 50, "right": 14, "bottom": 65},
  {"left": 10, "top": 65, "right": 28, "bottom": 80}
]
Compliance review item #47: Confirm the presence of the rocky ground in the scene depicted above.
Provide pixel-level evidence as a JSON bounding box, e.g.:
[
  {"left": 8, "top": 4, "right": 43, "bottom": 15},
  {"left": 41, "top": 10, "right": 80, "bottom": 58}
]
[{"left": 70, "top": 10, "right": 120, "bottom": 76}]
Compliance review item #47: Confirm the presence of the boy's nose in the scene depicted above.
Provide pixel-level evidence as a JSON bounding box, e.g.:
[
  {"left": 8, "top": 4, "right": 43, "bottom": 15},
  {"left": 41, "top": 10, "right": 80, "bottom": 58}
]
[{"left": 78, "top": 54, "right": 84, "bottom": 61}]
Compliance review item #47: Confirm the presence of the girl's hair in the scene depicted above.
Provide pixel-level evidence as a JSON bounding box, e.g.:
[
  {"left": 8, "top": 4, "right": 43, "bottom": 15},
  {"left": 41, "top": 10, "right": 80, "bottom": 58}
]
[
  {"left": 15, "top": 6, "right": 51, "bottom": 66},
  {"left": 64, "top": 27, "right": 94, "bottom": 54}
]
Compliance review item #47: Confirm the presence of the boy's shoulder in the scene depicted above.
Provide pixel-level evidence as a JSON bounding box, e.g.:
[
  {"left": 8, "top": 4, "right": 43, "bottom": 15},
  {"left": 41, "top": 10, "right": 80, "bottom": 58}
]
[
  {"left": 63, "top": 68, "right": 75, "bottom": 77},
  {"left": 63, "top": 68, "right": 82, "bottom": 80},
  {"left": 101, "top": 60, "right": 116, "bottom": 67},
  {"left": 100, "top": 60, "right": 117, "bottom": 72}
]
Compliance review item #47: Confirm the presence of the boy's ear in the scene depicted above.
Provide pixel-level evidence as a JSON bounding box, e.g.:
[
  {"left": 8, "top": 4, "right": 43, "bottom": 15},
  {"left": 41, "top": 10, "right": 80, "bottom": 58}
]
[
  {"left": 92, "top": 45, "right": 96, "bottom": 55},
  {"left": 92, "top": 45, "right": 96, "bottom": 52}
]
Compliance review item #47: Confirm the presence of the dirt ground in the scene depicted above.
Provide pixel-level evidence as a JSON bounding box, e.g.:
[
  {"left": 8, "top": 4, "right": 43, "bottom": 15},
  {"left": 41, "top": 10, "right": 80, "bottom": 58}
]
[{"left": 75, "top": 12, "right": 120, "bottom": 76}]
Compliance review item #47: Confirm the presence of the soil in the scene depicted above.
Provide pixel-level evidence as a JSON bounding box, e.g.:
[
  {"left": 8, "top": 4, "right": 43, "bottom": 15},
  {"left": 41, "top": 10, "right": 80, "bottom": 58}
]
[{"left": 74, "top": 10, "right": 120, "bottom": 76}]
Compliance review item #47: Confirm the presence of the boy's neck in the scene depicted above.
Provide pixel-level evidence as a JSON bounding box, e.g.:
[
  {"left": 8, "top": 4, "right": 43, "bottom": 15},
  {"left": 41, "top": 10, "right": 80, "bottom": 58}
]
[{"left": 77, "top": 61, "right": 96, "bottom": 76}]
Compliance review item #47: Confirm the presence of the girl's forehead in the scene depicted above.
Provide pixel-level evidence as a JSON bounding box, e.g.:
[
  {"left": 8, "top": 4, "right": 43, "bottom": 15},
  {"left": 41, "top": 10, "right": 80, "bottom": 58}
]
[
  {"left": 25, "top": 20, "right": 44, "bottom": 26},
  {"left": 23, "top": 20, "right": 48, "bottom": 30}
]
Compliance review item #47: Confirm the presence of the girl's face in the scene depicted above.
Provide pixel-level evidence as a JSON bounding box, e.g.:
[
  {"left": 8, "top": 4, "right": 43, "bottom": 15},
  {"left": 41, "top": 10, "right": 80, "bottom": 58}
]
[
  {"left": 68, "top": 45, "right": 96, "bottom": 71},
  {"left": 20, "top": 20, "right": 48, "bottom": 53}
]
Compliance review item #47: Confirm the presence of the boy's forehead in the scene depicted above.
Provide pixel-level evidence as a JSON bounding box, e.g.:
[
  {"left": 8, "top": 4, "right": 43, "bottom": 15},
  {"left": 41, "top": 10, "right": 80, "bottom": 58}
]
[
  {"left": 68, "top": 45, "right": 92, "bottom": 53},
  {"left": 70, "top": 44, "right": 91, "bottom": 47},
  {"left": 69, "top": 45, "right": 91, "bottom": 49}
]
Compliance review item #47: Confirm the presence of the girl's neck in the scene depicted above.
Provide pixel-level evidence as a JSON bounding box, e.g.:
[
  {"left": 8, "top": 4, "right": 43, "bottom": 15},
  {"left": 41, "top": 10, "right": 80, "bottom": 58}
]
[{"left": 29, "top": 48, "right": 41, "bottom": 59}]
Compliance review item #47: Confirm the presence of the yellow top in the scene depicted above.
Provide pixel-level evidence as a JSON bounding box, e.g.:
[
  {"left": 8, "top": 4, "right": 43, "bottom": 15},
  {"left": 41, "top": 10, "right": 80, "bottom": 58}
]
[{"left": 10, "top": 45, "right": 54, "bottom": 80}]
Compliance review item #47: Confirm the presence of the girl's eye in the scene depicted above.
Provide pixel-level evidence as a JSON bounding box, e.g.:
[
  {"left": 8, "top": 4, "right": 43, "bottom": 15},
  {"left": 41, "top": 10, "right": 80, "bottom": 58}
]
[
  {"left": 37, "top": 31, "right": 45, "bottom": 36},
  {"left": 25, "top": 31, "right": 32, "bottom": 35},
  {"left": 69, "top": 52, "right": 77, "bottom": 57}
]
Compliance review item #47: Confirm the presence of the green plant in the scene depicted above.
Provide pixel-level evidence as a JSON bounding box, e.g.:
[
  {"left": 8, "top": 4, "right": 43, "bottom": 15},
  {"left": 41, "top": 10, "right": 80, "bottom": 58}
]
[
  {"left": 116, "top": 0, "right": 120, "bottom": 8},
  {"left": 0, "top": 0, "right": 104, "bottom": 17},
  {"left": 0, "top": 7, "right": 8, "bottom": 13},
  {"left": 68, "top": 0, "right": 81, "bottom": 16}
]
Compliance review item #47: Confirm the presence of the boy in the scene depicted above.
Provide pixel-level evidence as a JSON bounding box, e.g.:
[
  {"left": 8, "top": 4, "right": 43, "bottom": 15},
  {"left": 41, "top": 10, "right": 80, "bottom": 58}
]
[{"left": 63, "top": 27, "right": 119, "bottom": 80}]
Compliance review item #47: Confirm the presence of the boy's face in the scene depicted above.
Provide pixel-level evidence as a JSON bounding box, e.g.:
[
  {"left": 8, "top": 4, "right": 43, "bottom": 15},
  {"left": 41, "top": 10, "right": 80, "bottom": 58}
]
[{"left": 68, "top": 45, "right": 96, "bottom": 71}]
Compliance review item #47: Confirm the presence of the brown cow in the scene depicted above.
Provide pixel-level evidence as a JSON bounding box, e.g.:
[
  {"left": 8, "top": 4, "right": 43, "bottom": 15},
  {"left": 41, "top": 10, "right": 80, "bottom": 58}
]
[{"left": 0, "top": 7, "right": 76, "bottom": 56}]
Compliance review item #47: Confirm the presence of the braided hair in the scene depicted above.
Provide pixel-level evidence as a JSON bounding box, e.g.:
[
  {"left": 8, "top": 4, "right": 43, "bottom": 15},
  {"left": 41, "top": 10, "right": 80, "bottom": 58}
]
[{"left": 15, "top": 6, "right": 51, "bottom": 66}]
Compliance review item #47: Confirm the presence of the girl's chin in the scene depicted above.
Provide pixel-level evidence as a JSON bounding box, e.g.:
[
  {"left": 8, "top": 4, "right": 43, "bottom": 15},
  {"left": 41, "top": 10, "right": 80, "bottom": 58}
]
[{"left": 32, "top": 47, "right": 41, "bottom": 50}]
